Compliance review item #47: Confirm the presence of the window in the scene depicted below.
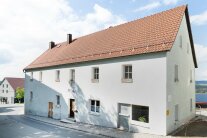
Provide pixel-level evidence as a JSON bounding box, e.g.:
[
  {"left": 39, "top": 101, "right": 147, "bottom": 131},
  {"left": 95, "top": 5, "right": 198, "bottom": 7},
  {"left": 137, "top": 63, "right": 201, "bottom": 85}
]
[
  {"left": 179, "top": 35, "right": 182, "bottom": 48},
  {"left": 30, "top": 91, "right": 33, "bottom": 101},
  {"left": 6, "top": 90, "right": 8, "bottom": 93},
  {"left": 92, "top": 67, "right": 99, "bottom": 82},
  {"left": 70, "top": 69, "right": 75, "bottom": 82},
  {"left": 6, "top": 84, "right": 8, "bottom": 88},
  {"left": 3, "top": 84, "right": 4, "bottom": 88},
  {"left": 39, "top": 71, "right": 42, "bottom": 81},
  {"left": 190, "top": 98, "right": 193, "bottom": 112},
  {"left": 2, "top": 90, "right": 4, "bottom": 93},
  {"left": 190, "top": 69, "right": 193, "bottom": 83},
  {"left": 56, "top": 95, "right": 60, "bottom": 105},
  {"left": 187, "top": 43, "right": 190, "bottom": 54},
  {"left": 175, "top": 104, "right": 179, "bottom": 121},
  {"left": 56, "top": 70, "right": 60, "bottom": 82},
  {"left": 90, "top": 100, "right": 100, "bottom": 113},
  {"left": 122, "top": 65, "right": 133, "bottom": 83},
  {"left": 132, "top": 105, "right": 149, "bottom": 123},
  {"left": 30, "top": 72, "right": 33, "bottom": 81},
  {"left": 174, "top": 65, "right": 179, "bottom": 82}
]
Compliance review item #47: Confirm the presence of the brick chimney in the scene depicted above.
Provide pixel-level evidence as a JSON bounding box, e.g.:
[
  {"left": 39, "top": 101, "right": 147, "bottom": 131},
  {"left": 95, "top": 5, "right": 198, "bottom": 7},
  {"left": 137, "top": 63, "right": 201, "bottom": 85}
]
[
  {"left": 67, "top": 34, "right": 72, "bottom": 44},
  {"left": 49, "top": 41, "right": 55, "bottom": 49}
]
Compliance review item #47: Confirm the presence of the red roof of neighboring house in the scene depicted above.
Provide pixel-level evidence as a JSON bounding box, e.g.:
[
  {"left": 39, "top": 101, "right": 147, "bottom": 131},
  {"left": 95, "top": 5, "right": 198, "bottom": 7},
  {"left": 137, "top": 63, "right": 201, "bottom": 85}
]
[
  {"left": 25, "top": 5, "right": 197, "bottom": 70},
  {"left": 4, "top": 77, "right": 24, "bottom": 91}
]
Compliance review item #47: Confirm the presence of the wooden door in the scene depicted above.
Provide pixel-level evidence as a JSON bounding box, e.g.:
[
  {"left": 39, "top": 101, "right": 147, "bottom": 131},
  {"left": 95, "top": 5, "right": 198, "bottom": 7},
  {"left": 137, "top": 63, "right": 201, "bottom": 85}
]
[
  {"left": 48, "top": 102, "right": 53, "bottom": 118},
  {"left": 69, "top": 99, "right": 75, "bottom": 118}
]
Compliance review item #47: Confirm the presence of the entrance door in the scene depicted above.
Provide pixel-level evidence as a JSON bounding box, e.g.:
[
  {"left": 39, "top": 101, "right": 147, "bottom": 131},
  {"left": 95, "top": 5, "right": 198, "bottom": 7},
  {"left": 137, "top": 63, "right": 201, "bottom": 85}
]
[
  {"left": 118, "top": 103, "right": 130, "bottom": 130},
  {"left": 48, "top": 102, "right": 53, "bottom": 118},
  {"left": 69, "top": 99, "right": 75, "bottom": 118}
]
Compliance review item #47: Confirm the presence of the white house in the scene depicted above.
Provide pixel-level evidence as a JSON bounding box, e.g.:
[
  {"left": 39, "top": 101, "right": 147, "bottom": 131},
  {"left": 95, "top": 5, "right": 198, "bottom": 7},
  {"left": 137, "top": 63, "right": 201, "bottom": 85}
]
[
  {"left": 24, "top": 5, "right": 197, "bottom": 135},
  {"left": 0, "top": 77, "right": 24, "bottom": 104}
]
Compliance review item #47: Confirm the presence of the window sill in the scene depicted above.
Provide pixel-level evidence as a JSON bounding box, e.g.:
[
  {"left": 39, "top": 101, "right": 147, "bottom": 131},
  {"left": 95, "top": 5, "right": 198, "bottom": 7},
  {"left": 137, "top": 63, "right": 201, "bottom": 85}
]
[
  {"left": 131, "top": 120, "right": 149, "bottom": 128},
  {"left": 55, "top": 80, "right": 60, "bottom": 82},
  {"left": 91, "top": 79, "right": 99, "bottom": 83},
  {"left": 122, "top": 79, "right": 133, "bottom": 83},
  {"left": 89, "top": 111, "right": 100, "bottom": 116}
]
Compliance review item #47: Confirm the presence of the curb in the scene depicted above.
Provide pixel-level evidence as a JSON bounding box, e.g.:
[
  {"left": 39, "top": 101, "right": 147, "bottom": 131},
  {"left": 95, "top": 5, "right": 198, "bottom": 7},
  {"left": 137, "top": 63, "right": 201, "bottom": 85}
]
[{"left": 23, "top": 115, "right": 114, "bottom": 138}]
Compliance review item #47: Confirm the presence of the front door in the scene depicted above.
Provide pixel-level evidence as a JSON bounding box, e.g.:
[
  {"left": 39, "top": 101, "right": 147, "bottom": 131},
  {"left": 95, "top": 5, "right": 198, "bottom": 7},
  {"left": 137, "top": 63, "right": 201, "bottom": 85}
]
[
  {"left": 118, "top": 103, "right": 130, "bottom": 130},
  {"left": 69, "top": 99, "right": 75, "bottom": 118},
  {"left": 48, "top": 102, "right": 53, "bottom": 118}
]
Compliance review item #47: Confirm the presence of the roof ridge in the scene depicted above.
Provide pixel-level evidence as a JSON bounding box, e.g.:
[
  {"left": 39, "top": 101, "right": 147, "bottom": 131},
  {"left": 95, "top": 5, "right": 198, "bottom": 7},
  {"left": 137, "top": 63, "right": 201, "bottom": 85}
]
[{"left": 56, "top": 5, "right": 187, "bottom": 44}]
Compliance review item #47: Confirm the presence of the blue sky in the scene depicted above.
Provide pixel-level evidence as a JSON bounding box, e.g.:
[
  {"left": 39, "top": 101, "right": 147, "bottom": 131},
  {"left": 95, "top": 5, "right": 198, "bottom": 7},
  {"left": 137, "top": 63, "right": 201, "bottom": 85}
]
[{"left": 0, "top": 0, "right": 207, "bottom": 80}]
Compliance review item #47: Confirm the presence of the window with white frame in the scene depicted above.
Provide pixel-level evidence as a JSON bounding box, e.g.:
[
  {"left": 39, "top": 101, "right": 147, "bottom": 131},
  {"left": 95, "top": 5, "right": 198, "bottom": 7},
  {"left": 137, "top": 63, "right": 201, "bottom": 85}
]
[
  {"left": 2, "top": 84, "right": 4, "bottom": 88},
  {"left": 2, "top": 90, "right": 4, "bottom": 93},
  {"left": 174, "top": 65, "right": 179, "bottom": 82},
  {"left": 56, "top": 95, "right": 60, "bottom": 105},
  {"left": 179, "top": 35, "right": 182, "bottom": 48},
  {"left": 190, "top": 98, "right": 193, "bottom": 112},
  {"left": 90, "top": 100, "right": 100, "bottom": 113},
  {"left": 70, "top": 69, "right": 75, "bottom": 82},
  {"left": 190, "top": 69, "right": 193, "bottom": 83},
  {"left": 187, "top": 43, "right": 190, "bottom": 54},
  {"left": 122, "top": 65, "right": 133, "bottom": 82},
  {"left": 39, "top": 71, "right": 42, "bottom": 81},
  {"left": 56, "top": 70, "right": 60, "bottom": 82},
  {"left": 132, "top": 105, "right": 149, "bottom": 123},
  {"left": 30, "top": 72, "right": 33, "bottom": 81},
  {"left": 6, "top": 90, "right": 8, "bottom": 93},
  {"left": 92, "top": 67, "right": 99, "bottom": 82},
  {"left": 30, "top": 91, "right": 33, "bottom": 101},
  {"left": 6, "top": 84, "right": 8, "bottom": 88}
]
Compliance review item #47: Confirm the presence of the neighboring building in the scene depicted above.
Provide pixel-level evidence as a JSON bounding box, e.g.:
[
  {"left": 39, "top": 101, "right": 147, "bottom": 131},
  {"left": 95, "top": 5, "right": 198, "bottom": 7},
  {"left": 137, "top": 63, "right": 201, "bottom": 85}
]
[
  {"left": 24, "top": 5, "right": 197, "bottom": 135},
  {"left": 0, "top": 77, "right": 24, "bottom": 104}
]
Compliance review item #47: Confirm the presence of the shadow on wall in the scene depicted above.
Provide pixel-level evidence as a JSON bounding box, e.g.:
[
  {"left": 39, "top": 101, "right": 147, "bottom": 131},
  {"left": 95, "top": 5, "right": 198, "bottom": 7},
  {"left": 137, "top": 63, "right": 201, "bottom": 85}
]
[
  {"left": 25, "top": 74, "right": 119, "bottom": 130},
  {"left": 25, "top": 74, "right": 68, "bottom": 120},
  {"left": 72, "top": 82, "right": 118, "bottom": 128}
]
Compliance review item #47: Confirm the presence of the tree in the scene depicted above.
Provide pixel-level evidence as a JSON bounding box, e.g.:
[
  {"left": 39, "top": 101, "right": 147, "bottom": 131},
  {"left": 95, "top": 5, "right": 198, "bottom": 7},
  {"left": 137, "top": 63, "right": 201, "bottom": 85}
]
[{"left": 16, "top": 87, "right": 24, "bottom": 103}]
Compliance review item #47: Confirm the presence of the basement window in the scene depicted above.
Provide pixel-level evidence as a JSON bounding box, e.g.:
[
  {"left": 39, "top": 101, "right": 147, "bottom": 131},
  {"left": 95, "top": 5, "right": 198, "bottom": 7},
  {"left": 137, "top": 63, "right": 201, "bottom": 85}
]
[
  {"left": 92, "top": 67, "right": 99, "bottom": 83},
  {"left": 132, "top": 105, "right": 149, "bottom": 123},
  {"left": 56, "top": 70, "right": 60, "bottom": 82},
  {"left": 122, "top": 65, "right": 133, "bottom": 83},
  {"left": 90, "top": 100, "right": 100, "bottom": 113}
]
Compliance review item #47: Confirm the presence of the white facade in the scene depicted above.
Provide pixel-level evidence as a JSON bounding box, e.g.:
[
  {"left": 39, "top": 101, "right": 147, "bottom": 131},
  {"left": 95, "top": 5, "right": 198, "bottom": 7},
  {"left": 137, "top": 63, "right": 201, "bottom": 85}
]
[
  {"left": 24, "top": 14, "right": 196, "bottom": 136},
  {"left": 166, "top": 14, "right": 196, "bottom": 133},
  {"left": 0, "top": 79, "right": 15, "bottom": 104}
]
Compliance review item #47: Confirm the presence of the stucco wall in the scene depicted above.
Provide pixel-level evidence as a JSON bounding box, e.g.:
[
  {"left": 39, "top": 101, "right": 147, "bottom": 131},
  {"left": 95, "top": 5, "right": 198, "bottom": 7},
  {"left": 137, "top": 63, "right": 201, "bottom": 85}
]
[
  {"left": 166, "top": 14, "right": 196, "bottom": 134},
  {"left": 0, "top": 79, "right": 15, "bottom": 104},
  {"left": 25, "top": 52, "right": 167, "bottom": 135}
]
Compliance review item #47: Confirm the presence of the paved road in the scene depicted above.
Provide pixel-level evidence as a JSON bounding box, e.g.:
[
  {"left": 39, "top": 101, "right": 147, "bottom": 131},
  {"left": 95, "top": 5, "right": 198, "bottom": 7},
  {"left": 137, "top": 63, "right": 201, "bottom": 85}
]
[{"left": 0, "top": 104, "right": 103, "bottom": 138}]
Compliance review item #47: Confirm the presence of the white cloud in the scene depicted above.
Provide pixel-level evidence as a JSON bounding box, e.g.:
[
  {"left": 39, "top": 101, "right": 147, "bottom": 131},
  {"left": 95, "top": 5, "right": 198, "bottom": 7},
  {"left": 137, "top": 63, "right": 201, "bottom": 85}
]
[
  {"left": 195, "top": 44, "right": 207, "bottom": 80},
  {"left": 133, "top": 2, "right": 161, "bottom": 12},
  {"left": 191, "top": 10, "right": 207, "bottom": 25},
  {"left": 0, "top": 0, "right": 125, "bottom": 80},
  {"left": 163, "top": 0, "right": 179, "bottom": 5}
]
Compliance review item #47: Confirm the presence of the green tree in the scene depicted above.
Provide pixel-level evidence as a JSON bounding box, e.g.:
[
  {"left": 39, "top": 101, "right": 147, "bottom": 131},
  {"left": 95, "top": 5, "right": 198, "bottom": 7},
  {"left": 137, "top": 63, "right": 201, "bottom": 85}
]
[{"left": 16, "top": 87, "right": 24, "bottom": 103}]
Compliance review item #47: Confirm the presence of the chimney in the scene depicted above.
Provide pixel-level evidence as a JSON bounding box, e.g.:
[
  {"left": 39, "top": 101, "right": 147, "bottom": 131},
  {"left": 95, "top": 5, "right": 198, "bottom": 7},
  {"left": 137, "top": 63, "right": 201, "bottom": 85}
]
[
  {"left": 67, "top": 34, "right": 72, "bottom": 44},
  {"left": 49, "top": 41, "right": 55, "bottom": 49}
]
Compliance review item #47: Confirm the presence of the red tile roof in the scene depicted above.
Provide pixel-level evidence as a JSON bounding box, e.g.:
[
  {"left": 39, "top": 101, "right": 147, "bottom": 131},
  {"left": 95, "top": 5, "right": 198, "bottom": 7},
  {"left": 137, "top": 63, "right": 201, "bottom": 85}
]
[
  {"left": 4, "top": 77, "right": 24, "bottom": 91},
  {"left": 25, "top": 5, "right": 197, "bottom": 70}
]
